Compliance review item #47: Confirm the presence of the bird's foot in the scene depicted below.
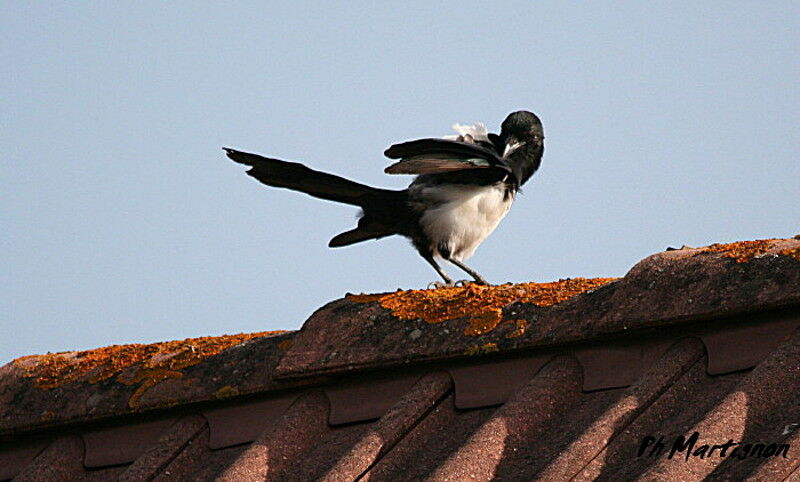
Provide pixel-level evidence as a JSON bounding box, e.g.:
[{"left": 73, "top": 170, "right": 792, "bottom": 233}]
[
  {"left": 427, "top": 281, "right": 451, "bottom": 289},
  {"left": 428, "top": 279, "right": 489, "bottom": 289}
]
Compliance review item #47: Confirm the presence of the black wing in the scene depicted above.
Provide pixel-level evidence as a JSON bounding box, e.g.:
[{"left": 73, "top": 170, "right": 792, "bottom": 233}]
[{"left": 383, "top": 138, "right": 510, "bottom": 175}]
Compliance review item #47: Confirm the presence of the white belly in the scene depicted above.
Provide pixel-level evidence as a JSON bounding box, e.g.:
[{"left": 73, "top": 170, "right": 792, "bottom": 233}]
[{"left": 414, "top": 184, "right": 513, "bottom": 261}]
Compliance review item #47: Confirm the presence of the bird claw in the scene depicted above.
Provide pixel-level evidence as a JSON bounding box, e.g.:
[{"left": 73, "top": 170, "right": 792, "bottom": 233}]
[
  {"left": 428, "top": 279, "right": 488, "bottom": 289},
  {"left": 461, "top": 278, "right": 490, "bottom": 286},
  {"left": 428, "top": 280, "right": 456, "bottom": 289}
]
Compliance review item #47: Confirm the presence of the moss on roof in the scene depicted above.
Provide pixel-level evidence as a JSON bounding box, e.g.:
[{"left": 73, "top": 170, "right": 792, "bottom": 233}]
[
  {"left": 348, "top": 278, "right": 618, "bottom": 336},
  {"left": 704, "top": 239, "right": 777, "bottom": 262},
  {"left": 700, "top": 238, "right": 800, "bottom": 263},
  {"left": 14, "top": 331, "right": 286, "bottom": 408},
  {"left": 778, "top": 245, "right": 800, "bottom": 261}
]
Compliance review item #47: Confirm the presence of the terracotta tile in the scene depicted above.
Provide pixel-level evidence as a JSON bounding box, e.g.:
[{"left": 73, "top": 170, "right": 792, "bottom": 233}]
[{"left": 1, "top": 237, "right": 798, "bottom": 481}]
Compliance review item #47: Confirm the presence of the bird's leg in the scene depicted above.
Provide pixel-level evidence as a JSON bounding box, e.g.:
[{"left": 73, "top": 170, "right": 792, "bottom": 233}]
[
  {"left": 422, "top": 253, "right": 453, "bottom": 287},
  {"left": 446, "top": 258, "right": 489, "bottom": 285}
]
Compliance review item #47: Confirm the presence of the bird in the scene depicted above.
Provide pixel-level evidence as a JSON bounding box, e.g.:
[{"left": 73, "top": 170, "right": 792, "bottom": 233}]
[{"left": 224, "top": 110, "right": 544, "bottom": 286}]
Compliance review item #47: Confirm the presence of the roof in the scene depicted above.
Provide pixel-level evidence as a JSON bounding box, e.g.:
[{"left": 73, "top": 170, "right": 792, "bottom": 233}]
[{"left": 2, "top": 237, "right": 799, "bottom": 480}]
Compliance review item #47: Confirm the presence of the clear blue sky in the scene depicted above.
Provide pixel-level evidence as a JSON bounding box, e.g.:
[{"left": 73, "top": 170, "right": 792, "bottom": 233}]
[{"left": 3, "top": 2, "right": 798, "bottom": 364}]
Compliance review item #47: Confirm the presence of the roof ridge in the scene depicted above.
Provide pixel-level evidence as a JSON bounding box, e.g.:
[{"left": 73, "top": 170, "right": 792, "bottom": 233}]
[
  {"left": 275, "top": 237, "right": 800, "bottom": 379},
  {"left": 1, "top": 237, "right": 798, "bottom": 440}
]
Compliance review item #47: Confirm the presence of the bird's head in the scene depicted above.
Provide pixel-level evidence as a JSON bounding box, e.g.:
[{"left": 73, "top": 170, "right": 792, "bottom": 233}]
[
  {"left": 499, "top": 110, "right": 544, "bottom": 157},
  {"left": 498, "top": 110, "right": 545, "bottom": 187}
]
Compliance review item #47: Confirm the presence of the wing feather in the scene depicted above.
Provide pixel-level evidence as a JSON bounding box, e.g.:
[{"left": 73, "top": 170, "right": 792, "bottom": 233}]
[
  {"left": 384, "top": 157, "right": 492, "bottom": 174},
  {"left": 383, "top": 138, "right": 509, "bottom": 176}
]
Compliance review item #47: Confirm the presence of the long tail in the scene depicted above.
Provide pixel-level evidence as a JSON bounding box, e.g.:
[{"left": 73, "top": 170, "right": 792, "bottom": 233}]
[
  {"left": 224, "top": 148, "right": 408, "bottom": 247},
  {"left": 225, "top": 148, "right": 384, "bottom": 206}
]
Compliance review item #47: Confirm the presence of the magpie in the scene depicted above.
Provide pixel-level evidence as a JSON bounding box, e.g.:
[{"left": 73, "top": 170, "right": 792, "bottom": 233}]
[{"left": 224, "top": 110, "right": 544, "bottom": 286}]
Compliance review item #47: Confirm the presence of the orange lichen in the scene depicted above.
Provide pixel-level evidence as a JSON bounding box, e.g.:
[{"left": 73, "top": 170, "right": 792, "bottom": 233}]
[
  {"left": 463, "top": 311, "right": 502, "bottom": 336},
  {"left": 121, "top": 368, "right": 184, "bottom": 409},
  {"left": 215, "top": 385, "right": 240, "bottom": 399},
  {"left": 778, "top": 246, "right": 800, "bottom": 261},
  {"left": 14, "top": 331, "right": 285, "bottom": 406},
  {"left": 505, "top": 319, "right": 528, "bottom": 338},
  {"left": 464, "top": 343, "right": 500, "bottom": 356},
  {"left": 349, "top": 278, "right": 617, "bottom": 336},
  {"left": 704, "top": 239, "right": 778, "bottom": 263}
]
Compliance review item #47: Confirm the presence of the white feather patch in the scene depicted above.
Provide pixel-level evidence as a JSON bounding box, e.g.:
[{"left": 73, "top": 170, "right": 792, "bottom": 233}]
[
  {"left": 410, "top": 183, "right": 513, "bottom": 261},
  {"left": 442, "top": 122, "right": 489, "bottom": 144}
]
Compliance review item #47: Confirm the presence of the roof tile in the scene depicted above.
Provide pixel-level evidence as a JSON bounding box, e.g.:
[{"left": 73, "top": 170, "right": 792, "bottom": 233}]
[
  {"left": 0, "top": 441, "right": 45, "bottom": 481},
  {"left": 117, "top": 415, "right": 206, "bottom": 482},
  {"left": 216, "top": 391, "right": 330, "bottom": 481},
  {"left": 11, "top": 436, "right": 86, "bottom": 482},
  {"left": 2, "top": 237, "right": 799, "bottom": 480},
  {"left": 203, "top": 394, "right": 298, "bottom": 449},
  {"left": 275, "top": 238, "right": 800, "bottom": 379},
  {"left": 0, "top": 331, "right": 298, "bottom": 435},
  {"left": 537, "top": 337, "right": 706, "bottom": 480},
  {"left": 640, "top": 325, "right": 800, "bottom": 480}
]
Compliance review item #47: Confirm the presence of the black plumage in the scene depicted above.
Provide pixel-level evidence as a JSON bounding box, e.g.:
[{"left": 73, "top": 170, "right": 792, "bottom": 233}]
[{"left": 225, "top": 110, "right": 544, "bottom": 285}]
